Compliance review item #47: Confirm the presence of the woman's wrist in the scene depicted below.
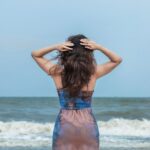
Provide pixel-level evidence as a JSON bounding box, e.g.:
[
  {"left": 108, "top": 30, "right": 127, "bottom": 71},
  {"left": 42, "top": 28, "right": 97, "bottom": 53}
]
[
  {"left": 95, "top": 44, "right": 105, "bottom": 51},
  {"left": 32, "top": 45, "right": 57, "bottom": 57},
  {"left": 51, "top": 44, "right": 58, "bottom": 49}
]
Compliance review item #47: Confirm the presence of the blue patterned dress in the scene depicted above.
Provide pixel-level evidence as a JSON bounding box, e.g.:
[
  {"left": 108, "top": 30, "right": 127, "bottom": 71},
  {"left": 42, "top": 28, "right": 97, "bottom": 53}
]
[{"left": 52, "top": 88, "right": 100, "bottom": 150}]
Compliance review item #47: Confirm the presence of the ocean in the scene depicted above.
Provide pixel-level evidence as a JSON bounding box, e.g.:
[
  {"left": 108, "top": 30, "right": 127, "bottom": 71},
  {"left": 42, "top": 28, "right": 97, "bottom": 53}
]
[{"left": 0, "top": 97, "right": 150, "bottom": 150}]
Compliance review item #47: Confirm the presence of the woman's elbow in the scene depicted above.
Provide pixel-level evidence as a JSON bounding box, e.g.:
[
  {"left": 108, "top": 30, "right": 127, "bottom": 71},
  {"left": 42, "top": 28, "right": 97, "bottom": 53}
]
[
  {"left": 31, "top": 51, "right": 38, "bottom": 57},
  {"left": 114, "top": 57, "right": 123, "bottom": 64},
  {"left": 113, "top": 57, "right": 123, "bottom": 63},
  {"left": 118, "top": 57, "right": 123, "bottom": 63}
]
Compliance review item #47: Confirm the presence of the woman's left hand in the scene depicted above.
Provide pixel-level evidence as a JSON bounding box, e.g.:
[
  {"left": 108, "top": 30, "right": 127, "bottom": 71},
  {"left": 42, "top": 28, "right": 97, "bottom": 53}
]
[{"left": 54, "top": 41, "right": 74, "bottom": 52}]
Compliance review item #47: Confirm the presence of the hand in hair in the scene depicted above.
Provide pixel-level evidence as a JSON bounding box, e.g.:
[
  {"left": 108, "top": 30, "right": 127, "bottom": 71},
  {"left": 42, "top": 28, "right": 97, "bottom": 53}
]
[
  {"left": 55, "top": 41, "right": 74, "bottom": 52},
  {"left": 80, "top": 39, "right": 99, "bottom": 50}
]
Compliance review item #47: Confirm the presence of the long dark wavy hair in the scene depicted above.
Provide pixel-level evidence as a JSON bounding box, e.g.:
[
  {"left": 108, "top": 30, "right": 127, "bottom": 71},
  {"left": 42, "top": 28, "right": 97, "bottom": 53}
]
[{"left": 48, "top": 34, "right": 97, "bottom": 98}]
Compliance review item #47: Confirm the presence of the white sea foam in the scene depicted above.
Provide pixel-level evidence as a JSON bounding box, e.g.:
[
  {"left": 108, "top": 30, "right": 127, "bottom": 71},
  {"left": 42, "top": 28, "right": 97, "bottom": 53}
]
[
  {"left": 0, "top": 118, "right": 150, "bottom": 147},
  {"left": 0, "top": 121, "right": 53, "bottom": 147},
  {"left": 99, "top": 118, "right": 150, "bottom": 137}
]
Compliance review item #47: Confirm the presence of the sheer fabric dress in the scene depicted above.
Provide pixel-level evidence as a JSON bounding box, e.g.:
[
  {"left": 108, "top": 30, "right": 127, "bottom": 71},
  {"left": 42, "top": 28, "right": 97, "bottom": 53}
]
[{"left": 52, "top": 88, "right": 100, "bottom": 150}]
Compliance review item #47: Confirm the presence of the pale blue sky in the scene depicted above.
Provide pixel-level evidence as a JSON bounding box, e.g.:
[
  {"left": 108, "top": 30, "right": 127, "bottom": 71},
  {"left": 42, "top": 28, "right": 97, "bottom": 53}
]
[{"left": 0, "top": 0, "right": 149, "bottom": 97}]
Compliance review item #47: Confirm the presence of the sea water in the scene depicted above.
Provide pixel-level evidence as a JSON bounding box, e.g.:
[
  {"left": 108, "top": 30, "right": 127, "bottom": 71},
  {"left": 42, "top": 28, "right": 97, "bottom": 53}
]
[{"left": 0, "top": 97, "right": 150, "bottom": 150}]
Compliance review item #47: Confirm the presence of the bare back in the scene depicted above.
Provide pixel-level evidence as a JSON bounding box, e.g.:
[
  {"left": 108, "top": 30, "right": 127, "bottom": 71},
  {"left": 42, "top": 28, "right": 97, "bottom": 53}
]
[{"left": 51, "top": 67, "right": 97, "bottom": 92}]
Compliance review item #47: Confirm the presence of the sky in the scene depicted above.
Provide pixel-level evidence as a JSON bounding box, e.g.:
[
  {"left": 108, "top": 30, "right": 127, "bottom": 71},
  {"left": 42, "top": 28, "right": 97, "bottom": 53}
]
[{"left": 0, "top": 0, "right": 150, "bottom": 97}]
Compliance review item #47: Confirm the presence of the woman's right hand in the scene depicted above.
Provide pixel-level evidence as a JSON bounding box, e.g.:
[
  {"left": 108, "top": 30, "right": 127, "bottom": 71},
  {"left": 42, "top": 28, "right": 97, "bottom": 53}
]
[{"left": 80, "top": 39, "right": 100, "bottom": 51}]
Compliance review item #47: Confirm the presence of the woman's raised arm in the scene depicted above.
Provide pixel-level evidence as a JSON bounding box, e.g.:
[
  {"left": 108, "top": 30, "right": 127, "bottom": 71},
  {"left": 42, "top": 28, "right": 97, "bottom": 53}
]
[
  {"left": 80, "top": 39, "right": 123, "bottom": 79},
  {"left": 31, "top": 41, "right": 74, "bottom": 76},
  {"left": 95, "top": 44, "right": 122, "bottom": 79},
  {"left": 31, "top": 45, "right": 57, "bottom": 76}
]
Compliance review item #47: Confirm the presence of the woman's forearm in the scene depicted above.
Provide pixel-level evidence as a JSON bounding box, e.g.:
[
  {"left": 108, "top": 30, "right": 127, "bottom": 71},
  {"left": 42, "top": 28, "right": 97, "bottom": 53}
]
[
  {"left": 96, "top": 44, "right": 122, "bottom": 63},
  {"left": 31, "top": 44, "right": 57, "bottom": 57}
]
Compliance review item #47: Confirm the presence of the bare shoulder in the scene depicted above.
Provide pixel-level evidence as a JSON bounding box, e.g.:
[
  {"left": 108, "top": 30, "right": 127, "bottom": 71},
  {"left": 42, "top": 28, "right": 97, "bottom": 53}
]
[{"left": 50, "top": 64, "right": 63, "bottom": 77}]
